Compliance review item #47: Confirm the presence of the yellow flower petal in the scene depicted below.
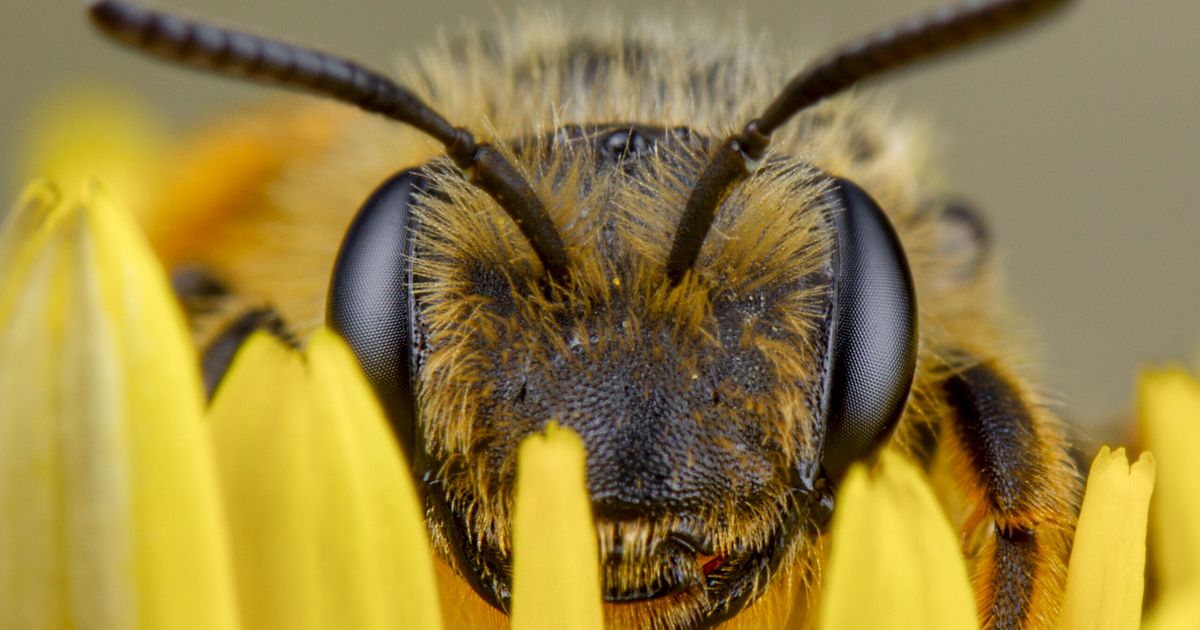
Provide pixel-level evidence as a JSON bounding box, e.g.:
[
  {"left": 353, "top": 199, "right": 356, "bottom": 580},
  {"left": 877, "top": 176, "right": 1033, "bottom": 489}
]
[
  {"left": 511, "top": 424, "right": 603, "bottom": 630},
  {"left": 1139, "top": 368, "right": 1200, "bottom": 593},
  {"left": 16, "top": 86, "right": 167, "bottom": 223},
  {"left": 207, "top": 329, "right": 441, "bottom": 630},
  {"left": 0, "top": 181, "right": 61, "bottom": 273},
  {"left": 818, "top": 450, "right": 978, "bottom": 630},
  {"left": 1061, "top": 447, "right": 1154, "bottom": 630},
  {"left": 0, "top": 183, "right": 237, "bottom": 630}
]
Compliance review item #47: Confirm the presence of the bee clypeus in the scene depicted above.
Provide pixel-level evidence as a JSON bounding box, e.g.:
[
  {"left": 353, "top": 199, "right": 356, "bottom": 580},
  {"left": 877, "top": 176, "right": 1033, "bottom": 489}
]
[{"left": 89, "top": 0, "right": 1082, "bottom": 628}]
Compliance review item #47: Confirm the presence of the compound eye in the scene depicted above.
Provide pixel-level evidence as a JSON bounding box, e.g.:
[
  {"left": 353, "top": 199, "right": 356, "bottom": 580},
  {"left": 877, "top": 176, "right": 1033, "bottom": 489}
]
[
  {"left": 820, "top": 178, "right": 919, "bottom": 482},
  {"left": 327, "top": 169, "right": 426, "bottom": 462}
]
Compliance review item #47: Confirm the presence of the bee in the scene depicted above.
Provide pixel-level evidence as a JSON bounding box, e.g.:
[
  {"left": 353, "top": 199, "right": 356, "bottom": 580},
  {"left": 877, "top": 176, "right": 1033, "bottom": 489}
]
[{"left": 89, "top": 0, "right": 1082, "bottom": 628}]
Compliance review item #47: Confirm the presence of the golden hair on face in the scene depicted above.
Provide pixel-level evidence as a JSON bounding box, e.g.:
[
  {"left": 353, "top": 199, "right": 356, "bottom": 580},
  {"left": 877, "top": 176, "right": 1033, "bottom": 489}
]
[{"left": 91, "top": 1, "right": 1080, "bottom": 628}]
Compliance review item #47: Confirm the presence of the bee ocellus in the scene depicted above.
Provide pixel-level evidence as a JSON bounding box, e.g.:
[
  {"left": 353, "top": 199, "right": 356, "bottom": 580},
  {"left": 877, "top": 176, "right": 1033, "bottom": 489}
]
[{"left": 89, "top": 0, "right": 1082, "bottom": 628}]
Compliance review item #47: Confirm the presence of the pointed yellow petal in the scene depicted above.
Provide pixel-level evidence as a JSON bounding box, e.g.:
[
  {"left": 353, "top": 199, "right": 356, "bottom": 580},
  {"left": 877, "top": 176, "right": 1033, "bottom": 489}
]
[
  {"left": 1139, "top": 368, "right": 1200, "bottom": 592},
  {"left": 0, "top": 181, "right": 61, "bottom": 273},
  {"left": 16, "top": 86, "right": 166, "bottom": 222},
  {"left": 207, "top": 329, "right": 441, "bottom": 630},
  {"left": 0, "top": 183, "right": 238, "bottom": 630},
  {"left": 1060, "top": 447, "right": 1154, "bottom": 630},
  {"left": 511, "top": 424, "right": 603, "bottom": 630},
  {"left": 818, "top": 450, "right": 979, "bottom": 630}
]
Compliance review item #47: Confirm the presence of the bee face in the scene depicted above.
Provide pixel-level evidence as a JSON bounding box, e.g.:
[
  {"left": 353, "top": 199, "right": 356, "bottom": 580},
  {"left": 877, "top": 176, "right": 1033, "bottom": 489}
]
[{"left": 329, "top": 123, "right": 918, "bottom": 624}]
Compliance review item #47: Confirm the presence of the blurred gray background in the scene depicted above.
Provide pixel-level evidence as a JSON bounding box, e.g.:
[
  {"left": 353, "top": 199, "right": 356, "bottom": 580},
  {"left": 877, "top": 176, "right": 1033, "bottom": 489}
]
[{"left": 2, "top": 0, "right": 1197, "bottom": 439}]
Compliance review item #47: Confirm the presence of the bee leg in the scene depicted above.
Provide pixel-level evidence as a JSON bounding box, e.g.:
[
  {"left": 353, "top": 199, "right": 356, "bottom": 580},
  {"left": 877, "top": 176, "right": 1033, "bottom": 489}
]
[
  {"left": 940, "top": 358, "right": 1079, "bottom": 630},
  {"left": 199, "top": 307, "right": 298, "bottom": 400},
  {"left": 169, "top": 265, "right": 299, "bottom": 399}
]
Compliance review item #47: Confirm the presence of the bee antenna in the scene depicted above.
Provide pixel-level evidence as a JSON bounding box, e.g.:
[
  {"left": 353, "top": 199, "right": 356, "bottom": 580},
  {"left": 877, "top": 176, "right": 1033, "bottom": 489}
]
[
  {"left": 664, "top": 0, "right": 1074, "bottom": 285},
  {"left": 88, "top": 0, "right": 571, "bottom": 286}
]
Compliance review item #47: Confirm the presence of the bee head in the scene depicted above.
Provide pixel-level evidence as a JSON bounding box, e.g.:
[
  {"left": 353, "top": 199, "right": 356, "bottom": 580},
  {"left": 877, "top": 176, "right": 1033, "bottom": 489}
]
[
  {"left": 88, "top": 0, "right": 1073, "bottom": 625},
  {"left": 328, "top": 122, "right": 916, "bottom": 624}
]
